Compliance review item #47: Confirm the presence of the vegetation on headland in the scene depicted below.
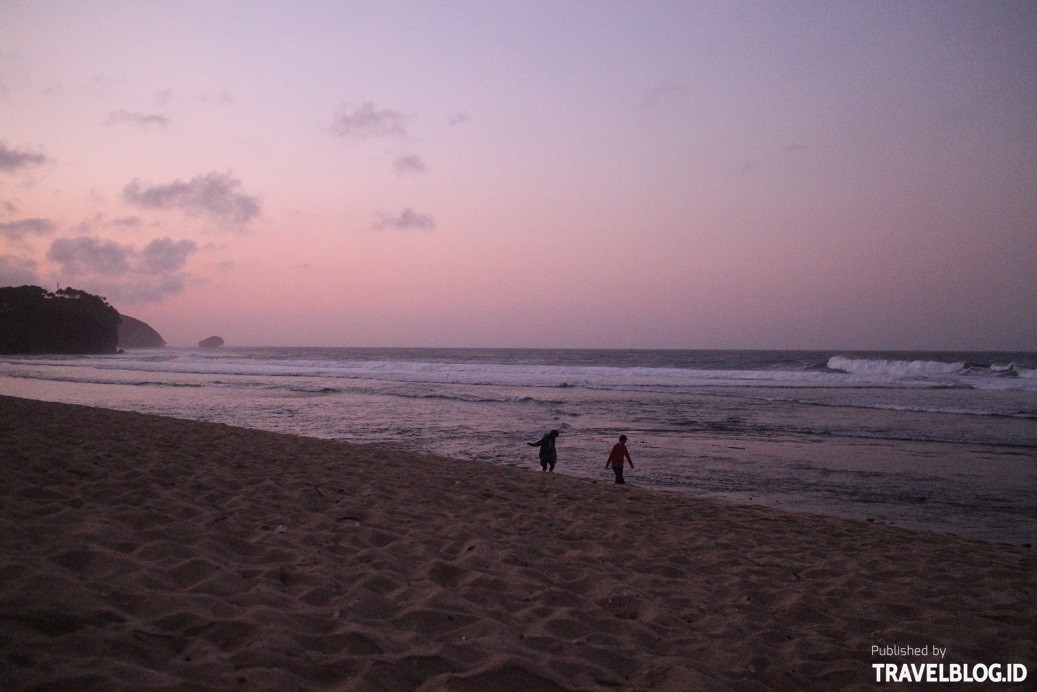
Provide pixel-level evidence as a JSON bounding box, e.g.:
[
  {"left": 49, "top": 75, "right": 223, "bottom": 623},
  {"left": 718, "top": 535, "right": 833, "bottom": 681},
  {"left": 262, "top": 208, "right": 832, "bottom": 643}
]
[
  {"left": 0, "top": 285, "right": 122, "bottom": 354},
  {"left": 118, "top": 315, "right": 166, "bottom": 348}
]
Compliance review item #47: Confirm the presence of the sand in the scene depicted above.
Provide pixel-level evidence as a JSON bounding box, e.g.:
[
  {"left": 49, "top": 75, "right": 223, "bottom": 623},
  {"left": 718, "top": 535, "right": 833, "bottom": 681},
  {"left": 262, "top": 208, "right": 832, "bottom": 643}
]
[{"left": 0, "top": 395, "right": 1033, "bottom": 690}]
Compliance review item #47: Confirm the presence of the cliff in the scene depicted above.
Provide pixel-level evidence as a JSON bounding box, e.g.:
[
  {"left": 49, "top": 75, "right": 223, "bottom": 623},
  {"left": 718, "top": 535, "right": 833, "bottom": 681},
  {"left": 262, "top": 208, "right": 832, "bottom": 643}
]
[
  {"left": 0, "top": 285, "right": 121, "bottom": 354},
  {"left": 118, "top": 315, "right": 166, "bottom": 348}
]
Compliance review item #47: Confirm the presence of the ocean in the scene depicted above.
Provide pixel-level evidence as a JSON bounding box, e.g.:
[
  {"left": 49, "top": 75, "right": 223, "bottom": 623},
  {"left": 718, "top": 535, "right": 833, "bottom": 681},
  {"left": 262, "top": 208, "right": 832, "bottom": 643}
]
[{"left": 1, "top": 348, "right": 1034, "bottom": 544}]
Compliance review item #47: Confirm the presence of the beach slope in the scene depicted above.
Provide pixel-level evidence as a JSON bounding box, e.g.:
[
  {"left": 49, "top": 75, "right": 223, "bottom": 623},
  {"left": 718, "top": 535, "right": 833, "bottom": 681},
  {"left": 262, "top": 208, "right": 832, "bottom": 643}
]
[{"left": 0, "top": 396, "right": 1032, "bottom": 689}]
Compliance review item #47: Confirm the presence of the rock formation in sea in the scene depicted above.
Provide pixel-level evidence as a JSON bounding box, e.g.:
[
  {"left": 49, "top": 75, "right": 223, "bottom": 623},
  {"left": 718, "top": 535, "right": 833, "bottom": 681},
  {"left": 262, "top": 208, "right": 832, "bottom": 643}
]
[
  {"left": 198, "top": 336, "right": 225, "bottom": 349},
  {"left": 118, "top": 315, "right": 166, "bottom": 348},
  {"left": 0, "top": 285, "right": 120, "bottom": 354}
]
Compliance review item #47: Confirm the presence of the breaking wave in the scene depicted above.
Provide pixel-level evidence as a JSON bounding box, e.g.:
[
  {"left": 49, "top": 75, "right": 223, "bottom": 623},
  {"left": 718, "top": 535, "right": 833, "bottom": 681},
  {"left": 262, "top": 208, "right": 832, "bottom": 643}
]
[
  {"left": 1, "top": 349, "right": 1035, "bottom": 393},
  {"left": 827, "top": 356, "right": 1036, "bottom": 382}
]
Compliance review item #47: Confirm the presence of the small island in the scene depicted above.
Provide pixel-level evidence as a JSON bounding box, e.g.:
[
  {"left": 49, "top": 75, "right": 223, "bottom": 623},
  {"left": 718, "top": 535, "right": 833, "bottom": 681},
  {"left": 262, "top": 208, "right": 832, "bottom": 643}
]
[{"left": 198, "top": 336, "right": 225, "bottom": 349}]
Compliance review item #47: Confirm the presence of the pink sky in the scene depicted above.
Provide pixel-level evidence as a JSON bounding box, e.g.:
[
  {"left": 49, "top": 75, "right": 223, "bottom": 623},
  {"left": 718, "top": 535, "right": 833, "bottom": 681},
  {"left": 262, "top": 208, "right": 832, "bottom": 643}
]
[{"left": 1, "top": 1, "right": 1034, "bottom": 349}]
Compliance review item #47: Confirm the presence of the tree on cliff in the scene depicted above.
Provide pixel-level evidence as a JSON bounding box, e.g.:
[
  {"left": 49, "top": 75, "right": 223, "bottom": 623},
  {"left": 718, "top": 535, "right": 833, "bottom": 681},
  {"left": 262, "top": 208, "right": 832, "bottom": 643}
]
[{"left": 0, "top": 285, "right": 122, "bottom": 354}]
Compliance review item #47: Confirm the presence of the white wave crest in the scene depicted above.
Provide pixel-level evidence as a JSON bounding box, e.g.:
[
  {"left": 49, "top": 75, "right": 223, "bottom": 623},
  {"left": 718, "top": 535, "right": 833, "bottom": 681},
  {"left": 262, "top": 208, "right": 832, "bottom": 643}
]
[
  {"left": 827, "top": 356, "right": 965, "bottom": 378},
  {"left": 3, "top": 350, "right": 1035, "bottom": 392}
]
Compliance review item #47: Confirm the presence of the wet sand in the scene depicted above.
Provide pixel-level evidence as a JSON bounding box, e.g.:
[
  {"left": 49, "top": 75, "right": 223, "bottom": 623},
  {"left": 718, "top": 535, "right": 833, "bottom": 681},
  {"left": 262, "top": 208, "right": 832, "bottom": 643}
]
[{"left": 0, "top": 395, "right": 1033, "bottom": 689}]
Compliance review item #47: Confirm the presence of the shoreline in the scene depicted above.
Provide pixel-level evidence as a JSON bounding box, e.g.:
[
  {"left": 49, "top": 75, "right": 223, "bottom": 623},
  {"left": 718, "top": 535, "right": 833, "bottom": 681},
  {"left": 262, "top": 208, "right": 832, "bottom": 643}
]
[
  {"left": 1, "top": 395, "right": 1033, "bottom": 689},
  {"left": 3, "top": 372, "right": 1033, "bottom": 546}
]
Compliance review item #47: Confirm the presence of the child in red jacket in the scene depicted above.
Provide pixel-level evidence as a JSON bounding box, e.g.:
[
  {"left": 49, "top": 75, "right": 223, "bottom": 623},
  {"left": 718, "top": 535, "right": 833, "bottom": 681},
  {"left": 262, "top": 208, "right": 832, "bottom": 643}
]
[{"left": 605, "top": 435, "right": 633, "bottom": 484}]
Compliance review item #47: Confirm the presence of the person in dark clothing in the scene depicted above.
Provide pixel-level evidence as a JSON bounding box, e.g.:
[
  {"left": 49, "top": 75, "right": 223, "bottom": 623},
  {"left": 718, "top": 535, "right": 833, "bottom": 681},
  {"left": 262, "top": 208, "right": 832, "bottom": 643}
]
[
  {"left": 528, "top": 429, "right": 559, "bottom": 471},
  {"left": 605, "top": 434, "right": 633, "bottom": 484}
]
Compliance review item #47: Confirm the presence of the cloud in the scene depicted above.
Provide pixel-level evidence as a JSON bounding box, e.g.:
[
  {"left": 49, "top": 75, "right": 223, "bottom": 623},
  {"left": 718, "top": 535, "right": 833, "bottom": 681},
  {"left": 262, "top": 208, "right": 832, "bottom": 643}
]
[
  {"left": 375, "top": 208, "right": 436, "bottom": 231},
  {"left": 198, "top": 89, "right": 235, "bottom": 105},
  {"left": 70, "top": 213, "right": 144, "bottom": 236},
  {"left": 48, "top": 236, "right": 134, "bottom": 275},
  {"left": 0, "top": 218, "right": 57, "bottom": 242},
  {"left": 393, "top": 155, "right": 427, "bottom": 175},
  {"left": 448, "top": 112, "right": 468, "bottom": 126},
  {"left": 105, "top": 274, "right": 192, "bottom": 303},
  {"left": 0, "top": 254, "right": 41, "bottom": 286},
  {"left": 738, "top": 158, "right": 762, "bottom": 176},
  {"left": 331, "top": 102, "right": 408, "bottom": 138},
  {"left": 46, "top": 234, "right": 200, "bottom": 304},
  {"left": 0, "top": 142, "right": 49, "bottom": 173},
  {"left": 139, "top": 237, "right": 197, "bottom": 273},
  {"left": 123, "top": 172, "right": 261, "bottom": 225},
  {"left": 70, "top": 213, "right": 104, "bottom": 236},
  {"left": 106, "top": 109, "right": 169, "bottom": 128},
  {"left": 642, "top": 81, "right": 686, "bottom": 110},
  {"left": 109, "top": 216, "right": 141, "bottom": 228}
]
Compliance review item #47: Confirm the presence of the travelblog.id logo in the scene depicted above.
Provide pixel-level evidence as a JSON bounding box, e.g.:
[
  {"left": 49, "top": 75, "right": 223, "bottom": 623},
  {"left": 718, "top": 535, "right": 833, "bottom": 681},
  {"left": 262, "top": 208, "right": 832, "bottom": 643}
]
[{"left": 870, "top": 645, "right": 1029, "bottom": 684}]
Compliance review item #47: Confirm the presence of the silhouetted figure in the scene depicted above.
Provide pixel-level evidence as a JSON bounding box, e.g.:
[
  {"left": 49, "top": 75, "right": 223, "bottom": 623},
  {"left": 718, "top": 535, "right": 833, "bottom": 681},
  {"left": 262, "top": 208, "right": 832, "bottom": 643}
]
[
  {"left": 605, "top": 435, "right": 633, "bottom": 484},
  {"left": 528, "top": 430, "right": 560, "bottom": 472}
]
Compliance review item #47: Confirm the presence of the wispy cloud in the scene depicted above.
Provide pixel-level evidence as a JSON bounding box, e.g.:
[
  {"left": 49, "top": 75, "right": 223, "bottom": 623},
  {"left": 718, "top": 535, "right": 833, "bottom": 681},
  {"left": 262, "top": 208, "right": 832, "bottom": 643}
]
[
  {"left": 0, "top": 142, "right": 49, "bottom": 174},
  {"left": 47, "top": 236, "right": 134, "bottom": 275},
  {"left": 111, "top": 274, "right": 193, "bottom": 303},
  {"left": 46, "top": 235, "right": 199, "bottom": 303},
  {"left": 0, "top": 218, "right": 57, "bottom": 242},
  {"left": 198, "top": 89, "right": 235, "bottom": 105},
  {"left": 374, "top": 208, "right": 436, "bottom": 231},
  {"left": 331, "top": 102, "right": 409, "bottom": 139},
  {"left": 123, "top": 172, "right": 260, "bottom": 225},
  {"left": 738, "top": 158, "right": 762, "bottom": 177},
  {"left": 109, "top": 215, "right": 141, "bottom": 228},
  {"left": 393, "top": 155, "right": 427, "bottom": 175},
  {"left": 642, "top": 80, "right": 686, "bottom": 110},
  {"left": 72, "top": 213, "right": 147, "bottom": 236},
  {"left": 0, "top": 254, "right": 41, "bottom": 286},
  {"left": 106, "top": 109, "right": 169, "bottom": 129}
]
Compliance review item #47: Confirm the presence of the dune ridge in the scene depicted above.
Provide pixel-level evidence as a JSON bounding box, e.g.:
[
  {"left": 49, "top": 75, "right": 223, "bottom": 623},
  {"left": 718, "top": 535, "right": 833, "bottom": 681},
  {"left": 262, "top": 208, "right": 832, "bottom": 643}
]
[{"left": 0, "top": 395, "right": 1032, "bottom": 690}]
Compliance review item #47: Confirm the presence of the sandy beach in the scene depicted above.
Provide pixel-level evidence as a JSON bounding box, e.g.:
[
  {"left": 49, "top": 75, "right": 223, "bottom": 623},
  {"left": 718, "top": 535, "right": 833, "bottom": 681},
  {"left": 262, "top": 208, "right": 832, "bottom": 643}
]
[{"left": 0, "top": 395, "right": 1033, "bottom": 690}]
